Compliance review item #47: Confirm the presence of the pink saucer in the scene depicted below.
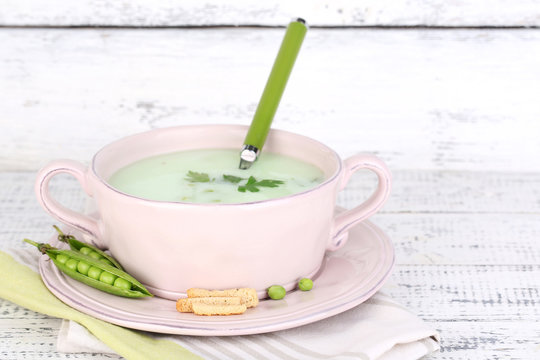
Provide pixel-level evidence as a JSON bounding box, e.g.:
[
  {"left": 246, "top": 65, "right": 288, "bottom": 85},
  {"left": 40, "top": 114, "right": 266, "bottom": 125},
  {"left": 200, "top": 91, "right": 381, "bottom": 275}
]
[{"left": 39, "top": 219, "right": 394, "bottom": 336}]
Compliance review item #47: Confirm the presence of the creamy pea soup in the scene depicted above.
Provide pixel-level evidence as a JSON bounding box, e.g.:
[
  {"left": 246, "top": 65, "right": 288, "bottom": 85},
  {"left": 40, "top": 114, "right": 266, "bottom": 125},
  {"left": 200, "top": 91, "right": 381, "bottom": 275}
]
[{"left": 108, "top": 149, "right": 325, "bottom": 204}]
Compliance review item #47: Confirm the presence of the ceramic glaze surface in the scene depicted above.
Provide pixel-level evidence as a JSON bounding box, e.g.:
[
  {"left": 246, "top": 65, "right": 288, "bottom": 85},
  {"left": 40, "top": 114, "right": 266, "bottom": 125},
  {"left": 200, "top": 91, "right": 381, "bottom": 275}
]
[
  {"left": 34, "top": 125, "right": 391, "bottom": 298},
  {"left": 39, "top": 219, "right": 394, "bottom": 335}
]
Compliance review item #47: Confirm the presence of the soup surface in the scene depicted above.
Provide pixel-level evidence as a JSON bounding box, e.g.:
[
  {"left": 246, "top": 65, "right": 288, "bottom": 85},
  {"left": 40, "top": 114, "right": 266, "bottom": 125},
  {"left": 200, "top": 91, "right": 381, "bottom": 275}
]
[{"left": 108, "top": 149, "right": 325, "bottom": 204}]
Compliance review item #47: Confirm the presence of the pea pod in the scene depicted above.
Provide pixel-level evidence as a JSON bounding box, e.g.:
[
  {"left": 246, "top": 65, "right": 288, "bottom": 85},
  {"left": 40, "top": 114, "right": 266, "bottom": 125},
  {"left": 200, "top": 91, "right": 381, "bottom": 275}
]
[
  {"left": 24, "top": 239, "right": 152, "bottom": 298},
  {"left": 53, "top": 225, "right": 124, "bottom": 271}
]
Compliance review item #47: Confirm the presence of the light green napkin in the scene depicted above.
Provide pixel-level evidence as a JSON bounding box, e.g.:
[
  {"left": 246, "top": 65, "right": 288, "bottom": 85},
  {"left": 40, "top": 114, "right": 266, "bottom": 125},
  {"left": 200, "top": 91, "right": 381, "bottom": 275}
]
[{"left": 0, "top": 250, "right": 201, "bottom": 360}]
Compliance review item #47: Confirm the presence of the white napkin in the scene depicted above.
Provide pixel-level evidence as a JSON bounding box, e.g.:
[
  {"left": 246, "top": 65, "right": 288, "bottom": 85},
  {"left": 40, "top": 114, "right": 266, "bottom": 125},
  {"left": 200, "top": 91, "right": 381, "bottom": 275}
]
[{"left": 57, "top": 289, "right": 440, "bottom": 360}]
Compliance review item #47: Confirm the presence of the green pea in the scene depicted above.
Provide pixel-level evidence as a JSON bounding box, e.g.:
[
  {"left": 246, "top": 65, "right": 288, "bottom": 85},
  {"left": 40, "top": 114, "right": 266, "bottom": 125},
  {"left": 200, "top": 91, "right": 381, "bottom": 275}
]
[
  {"left": 267, "top": 285, "right": 286, "bottom": 300},
  {"left": 24, "top": 238, "right": 152, "bottom": 298},
  {"left": 79, "top": 247, "right": 92, "bottom": 255},
  {"left": 87, "top": 266, "right": 103, "bottom": 280},
  {"left": 113, "top": 277, "right": 131, "bottom": 290},
  {"left": 298, "top": 278, "right": 313, "bottom": 291},
  {"left": 99, "top": 271, "right": 117, "bottom": 285},
  {"left": 53, "top": 226, "right": 124, "bottom": 271},
  {"left": 99, "top": 258, "right": 114, "bottom": 267},
  {"left": 77, "top": 261, "right": 91, "bottom": 275},
  {"left": 56, "top": 253, "right": 69, "bottom": 264},
  {"left": 88, "top": 251, "right": 102, "bottom": 260},
  {"left": 65, "top": 258, "right": 78, "bottom": 271}
]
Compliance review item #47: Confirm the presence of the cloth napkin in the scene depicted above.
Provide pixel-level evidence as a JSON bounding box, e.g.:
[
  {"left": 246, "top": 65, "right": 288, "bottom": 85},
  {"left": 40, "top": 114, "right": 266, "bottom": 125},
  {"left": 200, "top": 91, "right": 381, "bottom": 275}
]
[{"left": 0, "top": 248, "right": 439, "bottom": 360}]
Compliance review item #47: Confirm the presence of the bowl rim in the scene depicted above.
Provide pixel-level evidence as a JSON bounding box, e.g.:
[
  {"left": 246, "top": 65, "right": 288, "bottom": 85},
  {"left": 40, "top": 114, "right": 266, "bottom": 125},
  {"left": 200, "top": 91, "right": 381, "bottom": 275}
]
[{"left": 91, "top": 124, "right": 343, "bottom": 207}]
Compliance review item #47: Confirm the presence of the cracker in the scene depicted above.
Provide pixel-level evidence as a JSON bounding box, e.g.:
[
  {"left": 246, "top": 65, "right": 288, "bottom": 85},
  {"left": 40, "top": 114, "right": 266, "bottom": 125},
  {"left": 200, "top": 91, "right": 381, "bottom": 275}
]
[
  {"left": 192, "top": 302, "right": 247, "bottom": 316},
  {"left": 186, "top": 288, "right": 259, "bottom": 308},
  {"left": 176, "top": 296, "right": 243, "bottom": 313}
]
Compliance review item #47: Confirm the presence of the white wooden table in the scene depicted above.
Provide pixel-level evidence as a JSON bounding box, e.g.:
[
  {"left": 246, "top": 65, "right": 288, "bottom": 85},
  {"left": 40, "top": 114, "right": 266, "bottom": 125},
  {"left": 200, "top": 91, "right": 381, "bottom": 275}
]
[{"left": 1, "top": 2, "right": 539, "bottom": 359}]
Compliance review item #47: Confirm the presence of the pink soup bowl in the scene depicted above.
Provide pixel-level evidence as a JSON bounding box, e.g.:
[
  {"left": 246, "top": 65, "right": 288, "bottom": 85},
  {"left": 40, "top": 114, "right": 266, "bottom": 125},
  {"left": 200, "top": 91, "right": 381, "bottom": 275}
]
[{"left": 35, "top": 125, "right": 391, "bottom": 300}]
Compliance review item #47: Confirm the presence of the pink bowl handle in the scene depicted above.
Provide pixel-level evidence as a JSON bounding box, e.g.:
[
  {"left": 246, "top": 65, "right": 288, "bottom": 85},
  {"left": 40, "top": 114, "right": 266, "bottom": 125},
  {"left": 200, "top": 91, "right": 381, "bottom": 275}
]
[
  {"left": 35, "top": 160, "right": 104, "bottom": 247},
  {"left": 328, "top": 154, "right": 392, "bottom": 251}
]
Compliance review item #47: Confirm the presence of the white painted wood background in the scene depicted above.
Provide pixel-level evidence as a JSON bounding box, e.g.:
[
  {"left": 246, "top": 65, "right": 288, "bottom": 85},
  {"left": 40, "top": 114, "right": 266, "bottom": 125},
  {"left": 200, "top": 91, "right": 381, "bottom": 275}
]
[
  {"left": 2, "top": 28, "right": 539, "bottom": 172},
  {"left": 1, "top": 1, "right": 539, "bottom": 359},
  {"left": 2, "top": 0, "right": 540, "bottom": 27}
]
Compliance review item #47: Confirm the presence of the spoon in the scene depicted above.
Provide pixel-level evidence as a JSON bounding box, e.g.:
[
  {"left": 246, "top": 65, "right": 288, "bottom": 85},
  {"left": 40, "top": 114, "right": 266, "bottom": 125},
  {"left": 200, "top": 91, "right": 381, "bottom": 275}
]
[{"left": 239, "top": 18, "right": 308, "bottom": 170}]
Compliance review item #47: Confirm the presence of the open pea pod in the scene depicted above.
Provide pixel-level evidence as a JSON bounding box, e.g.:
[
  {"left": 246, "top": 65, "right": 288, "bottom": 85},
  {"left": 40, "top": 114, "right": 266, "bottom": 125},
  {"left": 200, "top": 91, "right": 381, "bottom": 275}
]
[
  {"left": 53, "top": 225, "right": 124, "bottom": 271},
  {"left": 24, "top": 239, "right": 152, "bottom": 298}
]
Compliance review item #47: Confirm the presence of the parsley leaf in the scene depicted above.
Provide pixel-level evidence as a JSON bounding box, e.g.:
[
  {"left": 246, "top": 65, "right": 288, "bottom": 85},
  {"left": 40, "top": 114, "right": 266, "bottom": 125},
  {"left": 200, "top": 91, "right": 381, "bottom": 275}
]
[
  {"left": 186, "top": 171, "right": 285, "bottom": 193},
  {"left": 238, "top": 176, "right": 257, "bottom": 192},
  {"left": 185, "top": 171, "right": 211, "bottom": 183},
  {"left": 254, "top": 179, "right": 285, "bottom": 188},
  {"left": 237, "top": 176, "right": 285, "bottom": 193},
  {"left": 222, "top": 174, "right": 244, "bottom": 184}
]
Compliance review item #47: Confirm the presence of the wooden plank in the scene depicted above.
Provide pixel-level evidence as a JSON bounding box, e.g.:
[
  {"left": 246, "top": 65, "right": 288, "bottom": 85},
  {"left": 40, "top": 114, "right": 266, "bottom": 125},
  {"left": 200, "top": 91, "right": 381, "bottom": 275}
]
[
  {"left": 1, "top": 308, "right": 537, "bottom": 360},
  {"left": 2, "top": 171, "right": 540, "bottom": 254},
  {"left": 0, "top": 301, "right": 122, "bottom": 359},
  {"left": 1, "top": 0, "right": 540, "bottom": 27},
  {"left": 7, "top": 168, "right": 540, "bottom": 230},
  {"left": 0, "top": 172, "right": 87, "bottom": 246},
  {"left": 2, "top": 172, "right": 540, "bottom": 317},
  {"left": 6, "top": 169, "right": 538, "bottom": 217},
  {"left": 1, "top": 169, "right": 538, "bottom": 358},
  {"left": 425, "top": 321, "right": 539, "bottom": 359},
  {"left": 375, "top": 213, "right": 540, "bottom": 265},
  {"left": 4, "top": 169, "right": 540, "bottom": 219},
  {"left": 1, "top": 28, "right": 539, "bottom": 172},
  {"left": 340, "top": 170, "right": 540, "bottom": 214},
  {"left": 0, "top": 315, "right": 62, "bottom": 356},
  {"left": 1, "top": 288, "right": 538, "bottom": 359},
  {"left": 2, "top": 301, "right": 537, "bottom": 360},
  {"left": 388, "top": 264, "right": 540, "bottom": 321}
]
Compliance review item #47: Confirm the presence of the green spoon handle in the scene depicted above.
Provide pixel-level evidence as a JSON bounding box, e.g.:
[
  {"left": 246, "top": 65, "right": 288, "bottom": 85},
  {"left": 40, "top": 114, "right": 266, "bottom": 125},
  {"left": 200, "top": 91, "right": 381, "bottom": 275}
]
[{"left": 243, "top": 19, "right": 307, "bottom": 151}]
